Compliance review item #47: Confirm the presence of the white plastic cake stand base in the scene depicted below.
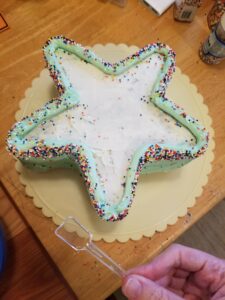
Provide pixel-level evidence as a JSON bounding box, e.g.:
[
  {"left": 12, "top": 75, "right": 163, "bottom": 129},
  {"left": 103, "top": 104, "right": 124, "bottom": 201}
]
[{"left": 15, "top": 44, "right": 214, "bottom": 242}]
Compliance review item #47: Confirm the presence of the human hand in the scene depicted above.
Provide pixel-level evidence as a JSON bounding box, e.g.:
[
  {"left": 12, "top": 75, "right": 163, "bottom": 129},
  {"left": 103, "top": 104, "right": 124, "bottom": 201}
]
[{"left": 122, "top": 244, "right": 225, "bottom": 300}]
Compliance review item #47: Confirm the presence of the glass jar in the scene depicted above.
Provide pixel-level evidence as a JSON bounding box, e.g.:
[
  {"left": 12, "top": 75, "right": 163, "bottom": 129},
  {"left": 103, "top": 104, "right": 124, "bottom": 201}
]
[{"left": 174, "top": 0, "right": 202, "bottom": 22}]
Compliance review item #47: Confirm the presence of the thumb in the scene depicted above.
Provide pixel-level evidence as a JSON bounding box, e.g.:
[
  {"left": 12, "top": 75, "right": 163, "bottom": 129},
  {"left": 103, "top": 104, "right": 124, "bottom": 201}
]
[{"left": 122, "top": 275, "right": 183, "bottom": 300}]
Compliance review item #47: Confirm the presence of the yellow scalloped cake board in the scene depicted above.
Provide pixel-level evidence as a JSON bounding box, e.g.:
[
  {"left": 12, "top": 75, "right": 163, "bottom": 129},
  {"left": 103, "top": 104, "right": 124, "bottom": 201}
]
[{"left": 15, "top": 44, "right": 214, "bottom": 242}]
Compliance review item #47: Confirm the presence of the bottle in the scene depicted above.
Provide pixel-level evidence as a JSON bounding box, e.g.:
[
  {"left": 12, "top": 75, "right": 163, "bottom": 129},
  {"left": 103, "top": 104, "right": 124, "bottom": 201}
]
[
  {"left": 199, "top": 12, "right": 225, "bottom": 64},
  {"left": 207, "top": 0, "right": 225, "bottom": 30},
  {"left": 174, "top": 0, "right": 202, "bottom": 22}
]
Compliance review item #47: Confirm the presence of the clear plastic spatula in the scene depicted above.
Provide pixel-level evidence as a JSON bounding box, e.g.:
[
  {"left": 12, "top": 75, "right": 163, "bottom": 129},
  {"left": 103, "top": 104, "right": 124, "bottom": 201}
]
[{"left": 55, "top": 216, "right": 126, "bottom": 278}]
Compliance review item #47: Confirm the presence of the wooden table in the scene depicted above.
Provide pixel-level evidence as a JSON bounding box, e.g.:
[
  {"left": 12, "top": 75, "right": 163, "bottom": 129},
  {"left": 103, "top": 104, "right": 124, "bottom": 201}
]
[{"left": 0, "top": 1, "right": 225, "bottom": 299}]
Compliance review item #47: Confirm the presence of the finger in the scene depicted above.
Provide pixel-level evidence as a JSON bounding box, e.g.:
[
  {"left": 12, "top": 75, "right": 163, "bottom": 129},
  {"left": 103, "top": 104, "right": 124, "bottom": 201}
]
[
  {"left": 155, "top": 275, "right": 171, "bottom": 287},
  {"left": 190, "top": 258, "right": 225, "bottom": 292},
  {"left": 122, "top": 274, "right": 183, "bottom": 300},
  {"left": 155, "top": 272, "right": 187, "bottom": 288},
  {"left": 211, "top": 285, "right": 225, "bottom": 299},
  {"left": 183, "top": 278, "right": 210, "bottom": 299},
  {"left": 170, "top": 277, "right": 186, "bottom": 290},
  {"left": 127, "top": 244, "right": 220, "bottom": 281},
  {"left": 156, "top": 276, "right": 186, "bottom": 292},
  {"left": 168, "top": 287, "right": 184, "bottom": 297},
  {"left": 184, "top": 294, "right": 202, "bottom": 300},
  {"left": 184, "top": 281, "right": 202, "bottom": 297},
  {"left": 174, "top": 269, "right": 190, "bottom": 279}
]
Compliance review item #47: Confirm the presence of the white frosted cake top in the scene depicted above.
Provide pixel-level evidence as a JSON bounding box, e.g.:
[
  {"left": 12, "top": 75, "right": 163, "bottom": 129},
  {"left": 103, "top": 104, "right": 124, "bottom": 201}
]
[{"left": 26, "top": 50, "right": 195, "bottom": 205}]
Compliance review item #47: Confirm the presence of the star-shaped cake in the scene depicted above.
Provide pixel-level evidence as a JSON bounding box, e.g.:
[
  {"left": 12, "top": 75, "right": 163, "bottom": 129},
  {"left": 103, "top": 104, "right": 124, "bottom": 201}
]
[{"left": 7, "top": 36, "right": 208, "bottom": 221}]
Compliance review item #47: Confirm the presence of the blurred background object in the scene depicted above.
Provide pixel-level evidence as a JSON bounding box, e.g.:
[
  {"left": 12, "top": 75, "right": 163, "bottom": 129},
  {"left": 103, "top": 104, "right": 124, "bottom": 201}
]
[
  {"left": 200, "top": 12, "right": 225, "bottom": 64},
  {"left": 143, "top": 0, "right": 175, "bottom": 15},
  {"left": 174, "top": 0, "right": 202, "bottom": 22},
  {"left": 207, "top": 0, "right": 225, "bottom": 30},
  {"left": 0, "top": 223, "right": 6, "bottom": 274}
]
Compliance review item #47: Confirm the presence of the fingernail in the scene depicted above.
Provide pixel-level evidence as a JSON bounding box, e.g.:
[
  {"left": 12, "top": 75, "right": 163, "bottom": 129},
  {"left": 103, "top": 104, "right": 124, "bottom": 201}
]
[{"left": 123, "top": 277, "right": 142, "bottom": 299}]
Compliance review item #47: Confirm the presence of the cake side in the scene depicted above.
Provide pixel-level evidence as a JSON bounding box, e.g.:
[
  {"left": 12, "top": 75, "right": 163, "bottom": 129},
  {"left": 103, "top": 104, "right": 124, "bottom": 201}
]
[{"left": 7, "top": 36, "right": 209, "bottom": 221}]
